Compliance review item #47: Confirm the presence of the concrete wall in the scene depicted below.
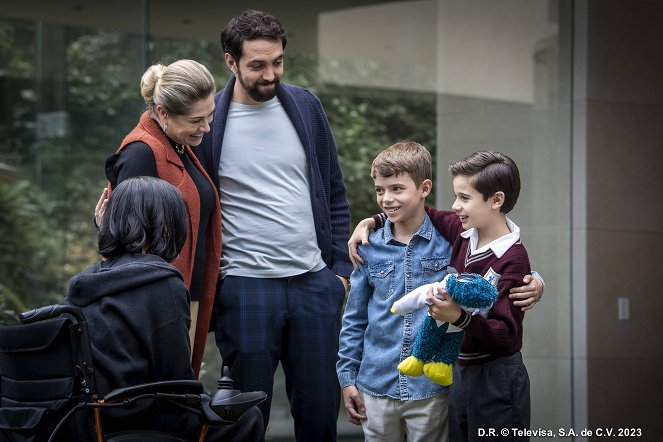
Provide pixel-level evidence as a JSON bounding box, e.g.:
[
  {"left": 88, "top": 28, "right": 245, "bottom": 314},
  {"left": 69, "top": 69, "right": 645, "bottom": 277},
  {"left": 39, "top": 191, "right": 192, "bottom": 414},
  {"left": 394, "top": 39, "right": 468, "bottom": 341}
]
[{"left": 582, "top": 0, "right": 663, "bottom": 434}]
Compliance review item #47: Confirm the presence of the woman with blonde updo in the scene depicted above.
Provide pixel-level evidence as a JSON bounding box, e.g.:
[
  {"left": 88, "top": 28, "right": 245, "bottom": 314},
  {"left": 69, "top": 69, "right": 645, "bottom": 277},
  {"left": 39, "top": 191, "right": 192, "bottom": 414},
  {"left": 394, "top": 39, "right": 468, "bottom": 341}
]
[{"left": 96, "top": 59, "right": 220, "bottom": 376}]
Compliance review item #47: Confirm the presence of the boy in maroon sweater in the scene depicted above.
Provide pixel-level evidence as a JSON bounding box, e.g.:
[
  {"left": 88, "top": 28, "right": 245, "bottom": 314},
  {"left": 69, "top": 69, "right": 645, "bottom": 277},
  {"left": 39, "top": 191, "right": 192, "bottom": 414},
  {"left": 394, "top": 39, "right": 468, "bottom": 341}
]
[{"left": 425, "top": 151, "right": 531, "bottom": 441}]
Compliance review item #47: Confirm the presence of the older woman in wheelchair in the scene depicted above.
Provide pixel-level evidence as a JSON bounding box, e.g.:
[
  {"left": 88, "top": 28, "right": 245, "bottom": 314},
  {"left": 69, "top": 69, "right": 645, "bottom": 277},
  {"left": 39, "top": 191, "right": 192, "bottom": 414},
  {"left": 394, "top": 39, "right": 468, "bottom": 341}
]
[{"left": 0, "top": 176, "right": 265, "bottom": 441}]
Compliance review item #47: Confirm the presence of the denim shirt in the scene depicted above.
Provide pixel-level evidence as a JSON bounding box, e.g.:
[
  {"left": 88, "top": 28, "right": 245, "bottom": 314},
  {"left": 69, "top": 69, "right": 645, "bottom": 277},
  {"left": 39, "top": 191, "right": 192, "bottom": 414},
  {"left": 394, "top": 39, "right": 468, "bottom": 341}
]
[{"left": 337, "top": 214, "right": 452, "bottom": 400}]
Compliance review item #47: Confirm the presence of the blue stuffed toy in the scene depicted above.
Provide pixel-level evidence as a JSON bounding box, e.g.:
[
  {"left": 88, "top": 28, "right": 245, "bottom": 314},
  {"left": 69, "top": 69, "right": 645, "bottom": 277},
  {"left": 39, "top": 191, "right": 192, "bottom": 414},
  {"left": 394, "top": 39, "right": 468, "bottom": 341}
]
[{"left": 390, "top": 272, "right": 498, "bottom": 386}]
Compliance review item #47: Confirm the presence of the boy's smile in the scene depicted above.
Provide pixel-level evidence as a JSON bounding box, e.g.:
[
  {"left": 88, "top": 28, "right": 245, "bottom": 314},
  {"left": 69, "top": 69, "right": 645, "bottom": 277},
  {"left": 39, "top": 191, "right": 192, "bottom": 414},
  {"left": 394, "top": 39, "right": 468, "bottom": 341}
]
[
  {"left": 452, "top": 174, "right": 495, "bottom": 231},
  {"left": 374, "top": 173, "right": 431, "bottom": 239}
]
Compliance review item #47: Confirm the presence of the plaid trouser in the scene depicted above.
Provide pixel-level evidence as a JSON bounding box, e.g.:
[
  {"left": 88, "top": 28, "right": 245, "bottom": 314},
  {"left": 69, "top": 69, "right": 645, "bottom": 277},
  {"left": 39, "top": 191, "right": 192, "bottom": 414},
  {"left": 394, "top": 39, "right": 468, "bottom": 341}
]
[{"left": 214, "top": 267, "right": 346, "bottom": 442}]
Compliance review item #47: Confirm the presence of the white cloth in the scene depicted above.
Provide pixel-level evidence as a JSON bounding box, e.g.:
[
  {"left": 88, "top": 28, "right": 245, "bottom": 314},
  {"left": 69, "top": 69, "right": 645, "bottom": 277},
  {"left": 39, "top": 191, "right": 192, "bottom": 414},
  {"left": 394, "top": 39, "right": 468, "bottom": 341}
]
[
  {"left": 390, "top": 279, "right": 447, "bottom": 314},
  {"left": 392, "top": 273, "right": 486, "bottom": 332},
  {"left": 391, "top": 276, "right": 457, "bottom": 330}
]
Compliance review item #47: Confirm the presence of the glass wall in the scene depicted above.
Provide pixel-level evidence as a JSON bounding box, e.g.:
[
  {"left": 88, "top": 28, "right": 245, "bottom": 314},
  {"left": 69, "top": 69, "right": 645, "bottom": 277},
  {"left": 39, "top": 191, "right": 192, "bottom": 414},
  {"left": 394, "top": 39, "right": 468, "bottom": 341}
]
[
  {"left": 0, "top": 0, "right": 572, "bottom": 438},
  {"left": 0, "top": 3, "right": 146, "bottom": 315}
]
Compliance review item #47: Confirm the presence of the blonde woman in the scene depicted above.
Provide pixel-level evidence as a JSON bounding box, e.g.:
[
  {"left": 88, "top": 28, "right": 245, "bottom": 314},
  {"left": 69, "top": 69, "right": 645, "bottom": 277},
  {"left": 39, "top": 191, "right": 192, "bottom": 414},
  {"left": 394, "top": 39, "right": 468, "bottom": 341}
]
[{"left": 97, "top": 59, "right": 220, "bottom": 376}]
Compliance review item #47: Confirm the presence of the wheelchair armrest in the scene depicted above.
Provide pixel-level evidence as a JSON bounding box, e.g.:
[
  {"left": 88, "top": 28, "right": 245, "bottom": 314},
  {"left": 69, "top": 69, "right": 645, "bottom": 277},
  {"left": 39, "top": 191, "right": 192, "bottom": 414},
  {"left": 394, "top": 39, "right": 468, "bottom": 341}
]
[
  {"left": 102, "top": 380, "right": 204, "bottom": 402},
  {"left": 20, "top": 304, "right": 85, "bottom": 324}
]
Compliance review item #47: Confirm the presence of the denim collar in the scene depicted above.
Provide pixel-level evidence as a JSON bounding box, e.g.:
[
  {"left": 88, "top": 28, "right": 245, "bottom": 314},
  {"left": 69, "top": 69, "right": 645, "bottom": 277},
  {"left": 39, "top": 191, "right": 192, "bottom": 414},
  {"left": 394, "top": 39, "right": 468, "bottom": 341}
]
[{"left": 382, "top": 213, "right": 434, "bottom": 245}]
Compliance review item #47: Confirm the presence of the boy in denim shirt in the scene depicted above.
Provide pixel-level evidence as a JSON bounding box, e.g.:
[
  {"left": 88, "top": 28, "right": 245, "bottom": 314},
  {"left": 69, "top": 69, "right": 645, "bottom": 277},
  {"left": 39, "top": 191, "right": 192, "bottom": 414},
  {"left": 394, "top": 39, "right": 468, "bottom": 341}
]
[{"left": 337, "top": 141, "right": 451, "bottom": 441}]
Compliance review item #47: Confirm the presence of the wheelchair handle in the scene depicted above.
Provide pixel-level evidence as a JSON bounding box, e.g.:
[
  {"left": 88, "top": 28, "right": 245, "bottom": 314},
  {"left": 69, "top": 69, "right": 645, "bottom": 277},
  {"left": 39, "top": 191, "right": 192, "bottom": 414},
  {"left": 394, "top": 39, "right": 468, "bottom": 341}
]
[{"left": 20, "top": 304, "right": 86, "bottom": 324}]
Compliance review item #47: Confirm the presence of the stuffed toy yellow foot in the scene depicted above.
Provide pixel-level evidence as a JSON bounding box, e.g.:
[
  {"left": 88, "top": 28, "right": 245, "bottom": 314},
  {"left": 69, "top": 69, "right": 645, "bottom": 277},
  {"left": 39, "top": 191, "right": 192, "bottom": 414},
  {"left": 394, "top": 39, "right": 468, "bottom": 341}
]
[
  {"left": 398, "top": 355, "right": 424, "bottom": 376},
  {"left": 390, "top": 273, "right": 498, "bottom": 386},
  {"left": 423, "top": 362, "right": 453, "bottom": 386}
]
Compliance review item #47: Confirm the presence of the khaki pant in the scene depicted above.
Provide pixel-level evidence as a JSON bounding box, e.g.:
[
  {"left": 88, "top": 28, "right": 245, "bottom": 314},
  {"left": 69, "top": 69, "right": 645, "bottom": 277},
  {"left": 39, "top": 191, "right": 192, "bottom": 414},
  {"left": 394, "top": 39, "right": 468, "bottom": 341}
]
[{"left": 361, "top": 392, "right": 449, "bottom": 442}]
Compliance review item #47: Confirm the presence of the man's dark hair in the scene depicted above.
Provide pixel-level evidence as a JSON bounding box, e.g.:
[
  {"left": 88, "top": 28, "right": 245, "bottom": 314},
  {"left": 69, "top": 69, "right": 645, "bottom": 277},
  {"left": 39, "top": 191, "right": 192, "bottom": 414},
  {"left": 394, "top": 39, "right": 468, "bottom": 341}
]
[
  {"left": 99, "top": 176, "right": 187, "bottom": 261},
  {"left": 449, "top": 150, "right": 521, "bottom": 213},
  {"left": 221, "top": 9, "right": 287, "bottom": 61}
]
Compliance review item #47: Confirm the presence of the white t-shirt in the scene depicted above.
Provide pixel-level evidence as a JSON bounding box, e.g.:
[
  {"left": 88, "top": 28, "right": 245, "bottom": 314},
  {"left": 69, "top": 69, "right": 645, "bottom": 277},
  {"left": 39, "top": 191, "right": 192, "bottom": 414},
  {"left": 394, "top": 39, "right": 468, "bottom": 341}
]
[{"left": 218, "top": 97, "right": 324, "bottom": 278}]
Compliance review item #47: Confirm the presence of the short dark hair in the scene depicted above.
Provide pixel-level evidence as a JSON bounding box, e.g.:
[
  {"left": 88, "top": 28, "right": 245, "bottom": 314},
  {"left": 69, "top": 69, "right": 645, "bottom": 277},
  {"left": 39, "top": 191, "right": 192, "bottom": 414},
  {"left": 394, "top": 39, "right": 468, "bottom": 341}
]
[
  {"left": 221, "top": 9, "right": 287, "bottom": 61},
  {"left": 449, "top": 151, "right": 521, "bottom": 213},
  {"left": 98, "top": 177, "right": 188, "bottom": 261}
]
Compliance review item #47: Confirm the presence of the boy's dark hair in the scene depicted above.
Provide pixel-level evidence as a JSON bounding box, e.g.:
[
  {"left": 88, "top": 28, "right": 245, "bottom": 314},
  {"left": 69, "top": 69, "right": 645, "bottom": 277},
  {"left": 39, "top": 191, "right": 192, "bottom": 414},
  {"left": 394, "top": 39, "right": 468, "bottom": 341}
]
[
  {"left": 370, "top": 141, "right": 432, "bottom": 187},
  {"left": 221, "top": 9, "right": 287, "bottom": 61},
  {"left": 99, "top": 177, "right": 187, "bottom": 261},
  {"left": 449, "top": 150, "right": 521, "bottom": 213}
]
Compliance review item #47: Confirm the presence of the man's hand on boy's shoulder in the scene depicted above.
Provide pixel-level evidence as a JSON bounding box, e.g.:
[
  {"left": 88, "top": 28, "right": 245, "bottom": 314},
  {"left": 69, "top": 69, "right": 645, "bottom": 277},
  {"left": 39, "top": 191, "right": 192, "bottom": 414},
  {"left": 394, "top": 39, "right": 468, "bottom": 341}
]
[
  {"left": 509, "top": 274, "right": 544, "bottom": 311},
  {"left": 341, "top": 385, "right": 367, "bottom": 425}
]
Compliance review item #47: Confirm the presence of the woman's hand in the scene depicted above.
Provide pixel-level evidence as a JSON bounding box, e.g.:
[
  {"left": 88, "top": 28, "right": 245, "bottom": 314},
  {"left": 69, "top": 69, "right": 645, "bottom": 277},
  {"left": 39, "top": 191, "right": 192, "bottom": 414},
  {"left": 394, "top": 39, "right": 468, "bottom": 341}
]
[{"left": 94, "top": 187, "right": 108, "bottom": 228}]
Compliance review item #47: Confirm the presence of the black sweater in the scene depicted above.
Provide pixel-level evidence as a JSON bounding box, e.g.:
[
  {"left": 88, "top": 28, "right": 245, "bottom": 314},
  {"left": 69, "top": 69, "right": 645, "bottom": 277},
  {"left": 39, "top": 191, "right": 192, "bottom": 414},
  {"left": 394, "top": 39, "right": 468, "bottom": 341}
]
[{"left": 65, "top": 253, "right": 194, "bottom": 395}]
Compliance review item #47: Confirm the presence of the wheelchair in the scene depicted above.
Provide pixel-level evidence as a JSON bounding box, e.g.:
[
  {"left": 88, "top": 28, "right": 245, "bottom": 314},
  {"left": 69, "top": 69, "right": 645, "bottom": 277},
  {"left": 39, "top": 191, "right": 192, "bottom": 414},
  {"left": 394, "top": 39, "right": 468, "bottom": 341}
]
[{"left": 0, "top": 304, "right": 267, "bottom": 441}]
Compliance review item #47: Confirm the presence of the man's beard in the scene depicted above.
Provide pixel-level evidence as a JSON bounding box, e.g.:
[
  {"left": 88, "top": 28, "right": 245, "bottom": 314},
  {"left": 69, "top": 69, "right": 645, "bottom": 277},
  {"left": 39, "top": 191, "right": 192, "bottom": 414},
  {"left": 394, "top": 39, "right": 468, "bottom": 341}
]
[{"left": 236, "top": 70, "right": 279, "bottom": 102}]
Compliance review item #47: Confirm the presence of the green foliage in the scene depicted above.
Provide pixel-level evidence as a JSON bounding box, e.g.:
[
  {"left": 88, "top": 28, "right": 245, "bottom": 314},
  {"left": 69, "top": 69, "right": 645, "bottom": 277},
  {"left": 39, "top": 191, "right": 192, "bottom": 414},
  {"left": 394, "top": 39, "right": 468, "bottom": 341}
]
[
  {"left": 0, "top": 20, "right": 35, "bottom": 78},
  {"left": 321, "top": 87, "right": 437, "bottom": 226},
  {"left": 151, "top": 37, "right": 229, "bottom": 86},
  {"left": 0, "top": 180, "right": 64, "bottom": 317},
  {"left": 66, "top": 30, "right": 144, "bottom": 149},
  {"left": 0, "top": 19, "right": 37, "bottom": 169}
]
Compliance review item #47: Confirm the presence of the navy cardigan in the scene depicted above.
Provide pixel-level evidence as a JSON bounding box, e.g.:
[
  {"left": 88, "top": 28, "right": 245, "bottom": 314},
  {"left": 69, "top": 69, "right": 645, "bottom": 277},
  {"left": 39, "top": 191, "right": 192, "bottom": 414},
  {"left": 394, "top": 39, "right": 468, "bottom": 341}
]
[{"left": 194, "top": 77, "right": 353, "bottom": 278}]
